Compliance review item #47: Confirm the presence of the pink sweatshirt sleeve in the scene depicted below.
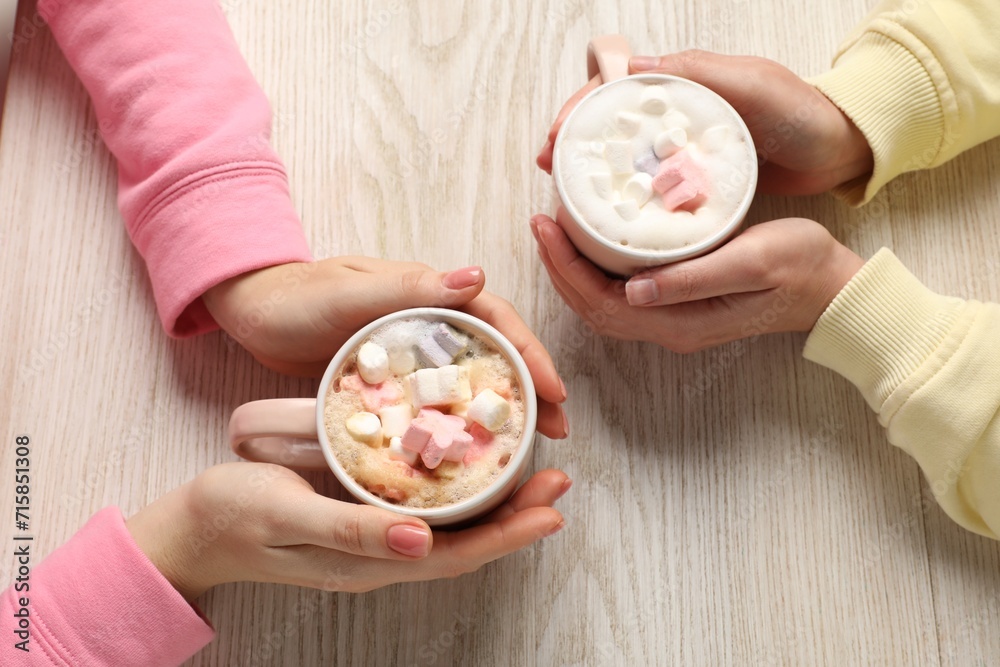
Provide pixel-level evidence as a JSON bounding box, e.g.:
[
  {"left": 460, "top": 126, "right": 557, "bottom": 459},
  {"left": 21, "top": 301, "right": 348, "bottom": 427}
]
[
  {"left": 40, "top": 0, "right": 313, "bottom": 337},
  {"left": 1, "top": 507, "right": 214, "bottom": 666}
]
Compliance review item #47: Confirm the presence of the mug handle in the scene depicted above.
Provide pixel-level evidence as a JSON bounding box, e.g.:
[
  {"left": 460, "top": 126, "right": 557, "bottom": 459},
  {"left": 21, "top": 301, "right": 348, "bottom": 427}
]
[
  {"left": 228, "top": 398, "right": 329, "bottom": 469},
  {"left": 587, "top": 34, "right": 632, "bottom": 83}
]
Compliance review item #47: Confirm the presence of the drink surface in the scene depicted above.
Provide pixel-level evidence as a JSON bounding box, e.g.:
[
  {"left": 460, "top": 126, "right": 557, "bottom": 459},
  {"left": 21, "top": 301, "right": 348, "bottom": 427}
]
[
  {"left": 324, "top": 317, "right": 525, "bottom": 509},
  {"left": 554, "top": 77, "right": 755, "bottom": 253}
]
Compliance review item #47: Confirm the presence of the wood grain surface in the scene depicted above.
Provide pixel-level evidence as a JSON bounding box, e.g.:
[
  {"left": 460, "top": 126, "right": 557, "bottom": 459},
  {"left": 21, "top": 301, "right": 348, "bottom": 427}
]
[{"left": 2, "top": 0, "right": 999, "bottom": 665}]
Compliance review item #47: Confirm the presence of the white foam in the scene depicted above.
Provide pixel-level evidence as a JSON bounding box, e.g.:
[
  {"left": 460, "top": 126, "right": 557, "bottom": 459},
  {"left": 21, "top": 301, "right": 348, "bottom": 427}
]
[{"left": 555, "top": 78, "right": 755, "bottom": 252}]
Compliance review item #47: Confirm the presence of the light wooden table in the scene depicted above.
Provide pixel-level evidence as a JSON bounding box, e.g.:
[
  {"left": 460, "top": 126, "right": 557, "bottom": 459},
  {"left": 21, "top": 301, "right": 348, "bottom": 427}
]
[{"left": 3, "top": 1, "right": 999, "bottom": 665}]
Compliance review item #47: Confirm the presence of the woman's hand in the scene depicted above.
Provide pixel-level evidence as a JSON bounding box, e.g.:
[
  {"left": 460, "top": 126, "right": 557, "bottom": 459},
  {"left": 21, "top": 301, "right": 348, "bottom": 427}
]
[
  {"left": 204, "top": 257, "right": 568, "bottom": 438},
  {"left": 531, "top": 210, "right": 864, "bottom": 352},
  {"left": 127, "top": 462, "right": 570, "bottom": 601}
]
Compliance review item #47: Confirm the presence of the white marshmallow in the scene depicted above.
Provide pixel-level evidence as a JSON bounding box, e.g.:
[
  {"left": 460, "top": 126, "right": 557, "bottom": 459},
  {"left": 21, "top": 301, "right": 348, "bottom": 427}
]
[
  {"left": 345, "top": 412, "right": 382, "bottom": 447},
  {"left": 379, "top": 403, "right": 414, "bottom": 438},
  {"left": 450, "top": 400, "right": 472, "bottom": 427},
  {"left": 662, "top": 109, "right": 691, "bottom": 130},
  {"left": 623, "top": 173, "right": 653, "bottom": 206},
  {"left": 405, "top": 365, "right": 472, "bottom": 409},
  {"left": 357, "top": 342, "right": 389, "bottom": 385},
  {"left": 604, "top": 140, "right": 633, "bottom": 175},
  {"left": 700, "top": 124, "right": 733, "bottom": 153},
  {"left": 639, "top": 86, "right": 669, "bottom": 114},
  {"left": 388, "top": 346, "right": 417, "bottom": 375},
  {"left": 613, "top": 200, "right": 640, "bottom": 221},
  {"left": 590, "top": 173, "right": 613, "bottom": 200},
  {"left": 387, "top": 436, "right": 418, "bottom": 466},
  {"left": 588, "top": 140, "right": 606, "bottom": 156},
  {"left": 468, "top": 389, "right": 511, "bottom": 432},
  {"left": 653, "top": 128, "right": 688, "bottom": 159},
  {"left": 615, "top": 111, "right": 642, "bottom": 136}
]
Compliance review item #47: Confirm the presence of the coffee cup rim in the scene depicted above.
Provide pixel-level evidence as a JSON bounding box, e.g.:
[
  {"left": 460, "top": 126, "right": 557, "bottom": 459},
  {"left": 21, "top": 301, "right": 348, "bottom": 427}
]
[
  {"left": 552, "top": 73, "right": 758, "bottom": 268},
  {"left": 315, "top": 307, "right": 538, "bottom": 521}
]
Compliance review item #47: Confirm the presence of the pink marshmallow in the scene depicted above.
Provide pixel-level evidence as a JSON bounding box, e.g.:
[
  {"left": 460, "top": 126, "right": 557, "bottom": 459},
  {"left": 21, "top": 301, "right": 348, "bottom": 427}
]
[
  {"left": 400, "top": 408, "right": 474, "bottom": 469},
  {"left": 652, "top": 151, "right": 709, "bottom": 212},
  {"left": 340, "top": 374, "right": 403, "bottom": 412}
]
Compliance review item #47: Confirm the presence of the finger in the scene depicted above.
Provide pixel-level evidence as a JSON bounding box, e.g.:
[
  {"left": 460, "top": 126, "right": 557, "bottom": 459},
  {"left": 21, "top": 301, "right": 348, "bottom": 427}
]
[
  {"left": 536, "top": 75, "right": 601, "bottom": 173},
  {"left": 628, "top": 51, "right": 755, "bottom": 100},
  {"left": 271, "top": 494, "right": 434, "bottom": 561},
  {"left": 434, "top": 506, "right": 564, "bottom": 571},
  {"left": 534, "top": 213, "right": 619, "bottom": 305},
  {"left": 624, "top": 232, "right": 775, "bottom": 306},
  {"left": 483, "top": 469, "right": 571, "bottom": 522},
  {"left": 532, "top": 216, "right": 602, "bottom": 320},
  {"left": 461, "top": 292, "right": 567, "bottom": 405},
  {"left": 335, "top": 265, "right": 487, "bottom": 317},
  {"left": 536, "top": 397, "right": 568, "bottom": 440}
]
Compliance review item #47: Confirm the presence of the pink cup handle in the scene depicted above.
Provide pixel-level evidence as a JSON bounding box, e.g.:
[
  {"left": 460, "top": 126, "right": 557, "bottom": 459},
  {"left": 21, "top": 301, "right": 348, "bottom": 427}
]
[
  {"left": 228, "top": 399, "right": 328, "bottom": 470},
  {"left": 587, "top": 34, "right": 632, "bottom": 83}
]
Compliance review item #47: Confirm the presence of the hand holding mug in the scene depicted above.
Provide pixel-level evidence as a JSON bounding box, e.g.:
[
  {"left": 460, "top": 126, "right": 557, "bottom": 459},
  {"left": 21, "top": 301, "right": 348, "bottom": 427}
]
[
  {"left": 126, "top": 462, "right": 569, "bottom": 601},
  {"left": 203, "top": 257, "right": 568, "bottom": 438},
  {"left": 532, "top": 210, "right": 864, "bottom": 352},
  {"left": 537, "top": 50, "right": 873, "bottom": 196}
]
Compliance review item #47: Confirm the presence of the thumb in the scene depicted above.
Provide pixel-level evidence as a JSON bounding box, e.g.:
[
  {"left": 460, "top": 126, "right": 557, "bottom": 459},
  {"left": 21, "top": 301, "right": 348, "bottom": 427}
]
[
  {"left": 360, "top": 265, "right": 486, "bottom": 314},
  {"left": 628, "top": 50, "right": 753, "bottom": 107},
  {"left": 278, "top": 494, "right": 434, "bottom": 560}
]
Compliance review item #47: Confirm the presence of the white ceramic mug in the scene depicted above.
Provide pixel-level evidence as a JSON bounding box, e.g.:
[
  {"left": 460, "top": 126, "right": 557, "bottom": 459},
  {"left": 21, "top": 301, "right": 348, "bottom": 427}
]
[
  {"left": 552, "top": 35, "right": 757, "bottom": 276},
  {"left": 228, "top": 308, "right": 538, "bottom": 527}
]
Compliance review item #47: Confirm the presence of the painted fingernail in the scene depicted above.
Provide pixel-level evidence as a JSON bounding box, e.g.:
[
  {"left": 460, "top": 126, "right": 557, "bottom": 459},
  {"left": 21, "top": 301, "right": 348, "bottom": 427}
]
[
  {"left": 561, "top": 411, "right": 570, "bottom": 437},
  {"left": 625, "top": 278, "right": 658, "bottom": 305},
  {"left": 545, "top": 519, "right": 566, "bottom": 537},
  {"left": 387, "top": 524, "right": 430, "bottom": 557},
  {"left": 443, "top": 266, "right": 482, "bottom": 290},
  {"left": 630, "top": 56, "right": 659, "bottom": 71},
  {"left": 558, "top": 376, "right": 568, "bottom": 400},
  {"left": 556, "top": 478, "right": 573, "bottom": 500}
]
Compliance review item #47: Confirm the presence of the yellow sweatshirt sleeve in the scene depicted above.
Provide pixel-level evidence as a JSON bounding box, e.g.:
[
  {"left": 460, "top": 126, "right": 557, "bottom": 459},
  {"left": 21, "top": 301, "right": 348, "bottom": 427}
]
[
  {"left": 808, "top": 0, "right": 1000, "bottom": 205},
  {"left": 804, "top": 249, "right": 1000, "bottom": 538}
]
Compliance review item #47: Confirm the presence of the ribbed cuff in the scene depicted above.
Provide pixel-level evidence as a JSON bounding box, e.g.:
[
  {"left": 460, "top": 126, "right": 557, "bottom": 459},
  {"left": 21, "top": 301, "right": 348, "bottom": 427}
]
[
  {"left": 803, "top": 249, "right": 966, "bottom": 411},
  {"left": 131, "top": 163, "right": 313, "bottom": 337},
  {"left": 809, "top": 32, "right": 944, "bottom": 205}
]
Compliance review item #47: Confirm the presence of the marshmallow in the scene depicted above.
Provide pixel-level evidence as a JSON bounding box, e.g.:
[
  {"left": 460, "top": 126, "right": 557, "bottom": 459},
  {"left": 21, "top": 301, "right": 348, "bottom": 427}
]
[
  {"left": 388, "top": 346, "right": 417, "bottom": 375},
  {"left": 613, "top": 200, "right": 641, "bottom": 221},
  {"left": 387, "top": 436, "right": 418, "bottom": 466},
  {"left": 588, "top": 140, "right": 606, "bottom": 156},
  {"left": 417, "top": 336, "right": 453, "bottom": 368},
  {"left": 700, "top": 125, "right": 732, "bottom": 153},
  {"left": 433, "top": 324, "right": 467, "bottom": 357},
  {"left": 590, "top": 173, "right": 613, "bottom": 200},
  {"left": 663, "top": 109, "right": 691, "bottom": 130},
  {"left": 405, "top": 365, "right": 472, "bottom": 409},
  {"left": 653, "top": 128, "right": 687, "bottom": 159},
  {"left": 661, "top": 178, "right": 708, "bottom": 212},
  {"left": 633, "top": 149, "right": 660, "bottom": 177},
  {"left": 340, "top": 374, "right": 402, "bottom": 412},
  {"left": 379, "top": 403, "right": 414, "bottom": 438},
  {"left": 623, "top": 173, "right": 653, "bottom": 206},
  {"left": 639, "top": 86, "right": 670, "bottom": 114},
  {"left": 604, "top": 140, "right": 633, "bottom": 175},
  {"left": 615, "top": 111, "right": 642, "bottom": 136},
  {"left": 345, "top": 412, "right": 383, "bottom": 447},
  {"left": 450, "top": 400, "right": 472, "bottom": 427},
  {"left": 417, "top": 324, "right": 469, "bottom": 368},
  {"left": 357, "top": 342, "right": 389, "bottom": 385},
  {"left": 400, "top": 408, "right": 474, "bottom": 469},
  {"left": 652, "top": 150, "right": 698, "bottom": 194},
  {"left": 468, "top": 389, "right": 511, "bottom": 432}
]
